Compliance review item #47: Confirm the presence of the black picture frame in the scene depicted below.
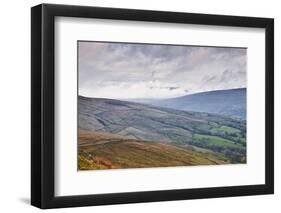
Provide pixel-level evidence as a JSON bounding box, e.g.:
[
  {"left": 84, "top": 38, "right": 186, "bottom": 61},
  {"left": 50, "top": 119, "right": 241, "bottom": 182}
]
[{"left": 31, "top": 3, "right": 274, "bottom": 209}]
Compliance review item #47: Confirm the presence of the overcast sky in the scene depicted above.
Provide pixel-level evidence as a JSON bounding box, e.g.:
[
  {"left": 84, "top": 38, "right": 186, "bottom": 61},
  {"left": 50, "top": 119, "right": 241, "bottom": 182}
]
[{"left": 78, "top": 41, "right": 246, "bottom": 99}]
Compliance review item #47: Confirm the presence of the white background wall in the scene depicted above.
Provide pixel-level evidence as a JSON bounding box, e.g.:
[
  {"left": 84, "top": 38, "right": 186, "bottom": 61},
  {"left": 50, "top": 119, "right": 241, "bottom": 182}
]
[{"left": 0, "top": 0, "right": 279, "bottom": 212}]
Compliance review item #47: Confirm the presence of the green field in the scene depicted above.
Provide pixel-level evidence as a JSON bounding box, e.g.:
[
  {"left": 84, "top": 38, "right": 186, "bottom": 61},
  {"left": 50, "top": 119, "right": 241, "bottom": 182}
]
[
  {"left": 193, "top": 134, "right": 243, "bottom": 149},
  {"left": 210, "top": 125, "right": 240, "bottom": 134},
  {"left": 192, "top": 133, "right": 246, "bottom": 163}
]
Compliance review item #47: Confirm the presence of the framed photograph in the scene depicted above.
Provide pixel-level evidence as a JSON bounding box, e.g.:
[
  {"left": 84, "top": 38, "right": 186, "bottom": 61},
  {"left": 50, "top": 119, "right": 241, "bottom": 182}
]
[{"left": 31, "top": 4, "right": 274, "bottom": 209}]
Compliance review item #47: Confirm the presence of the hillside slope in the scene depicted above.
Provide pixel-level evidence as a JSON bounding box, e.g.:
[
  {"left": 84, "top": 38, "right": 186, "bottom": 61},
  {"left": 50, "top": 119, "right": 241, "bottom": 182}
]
[
  {"left": 78, "top": 130, "right": 228, "bottom": 170},
  {"left": 79, "top": 96, "right": 246, "bottom": 163},
  {"left": 134, "top": 88, "right": 246, "bottom": 119}
]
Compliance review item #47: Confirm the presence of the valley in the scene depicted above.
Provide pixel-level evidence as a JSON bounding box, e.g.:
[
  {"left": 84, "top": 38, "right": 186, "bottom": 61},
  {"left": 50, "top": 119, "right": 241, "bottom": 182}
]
[{"left": 78, "top": 94, "right": 246, "bottom": 170}]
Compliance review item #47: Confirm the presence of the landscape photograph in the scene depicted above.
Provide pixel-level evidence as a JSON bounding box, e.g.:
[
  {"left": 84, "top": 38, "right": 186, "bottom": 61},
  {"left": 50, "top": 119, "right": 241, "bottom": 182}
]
[{"left": 78, "top": 41, "right": 247, "bottom": 170}]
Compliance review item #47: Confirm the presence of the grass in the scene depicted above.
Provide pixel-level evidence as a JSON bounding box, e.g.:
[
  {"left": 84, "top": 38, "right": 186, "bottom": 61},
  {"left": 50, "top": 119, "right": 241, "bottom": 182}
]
[
  {"left": 210, "top": 125, "right": 241, "bottom": 134},
  {"left": 78, "top": 129, "right": 229, "bottom": 170},
  {"left": 78, "top": 154, "right": 107, "bottom": 170},
  {"left": 193, "top": 134, "right": 243, "bottom": 149}
]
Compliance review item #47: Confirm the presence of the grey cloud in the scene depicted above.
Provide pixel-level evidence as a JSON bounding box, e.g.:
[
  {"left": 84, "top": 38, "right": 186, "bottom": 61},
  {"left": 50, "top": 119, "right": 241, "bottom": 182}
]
[{"left": 78, "top": 41, "right": 246, "bottom": 99}]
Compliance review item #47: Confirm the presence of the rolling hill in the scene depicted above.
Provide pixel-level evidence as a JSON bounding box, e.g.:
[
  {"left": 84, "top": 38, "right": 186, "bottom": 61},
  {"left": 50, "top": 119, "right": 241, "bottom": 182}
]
[
  {"left": 78, "top": 130, "right": 228, "bottom": 170},
  {"left": 131, "top": 88, "right": 246, "bottom": 119},
  {"left": 78, "top": 96, "right": 246, "bottom": 166}
]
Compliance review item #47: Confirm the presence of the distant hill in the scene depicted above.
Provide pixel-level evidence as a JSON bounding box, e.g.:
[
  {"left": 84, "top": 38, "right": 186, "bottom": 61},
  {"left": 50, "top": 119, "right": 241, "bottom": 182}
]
[
  {"left": 79, "top": 96, "right": 246, "bottom": 163},
  {"left": 133, "top": 88, "right": 246, "bottom": 120}
]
